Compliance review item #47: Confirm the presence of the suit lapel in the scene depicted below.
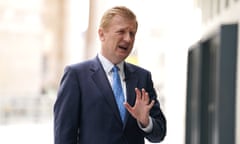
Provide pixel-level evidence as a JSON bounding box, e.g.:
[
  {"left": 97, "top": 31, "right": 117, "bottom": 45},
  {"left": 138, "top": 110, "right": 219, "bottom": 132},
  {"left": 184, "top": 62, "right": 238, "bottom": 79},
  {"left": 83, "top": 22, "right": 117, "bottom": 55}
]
[
  {"left": 124, "top": 63, "right": 138, "bottom": 127},
  {"left": 90, "top": 57, "right": 123, "bottom": 124}
]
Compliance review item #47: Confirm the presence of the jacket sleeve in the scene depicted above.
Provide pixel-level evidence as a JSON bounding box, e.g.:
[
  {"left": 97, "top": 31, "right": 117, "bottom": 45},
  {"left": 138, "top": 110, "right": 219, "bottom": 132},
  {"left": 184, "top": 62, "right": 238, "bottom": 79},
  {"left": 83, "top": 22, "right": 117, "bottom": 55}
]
[
  {"left": 144, "top": 71, "right": 167, "bottom": 142},
  {"left": 54, "top": 66, "right": 81, "bottom": 144}
]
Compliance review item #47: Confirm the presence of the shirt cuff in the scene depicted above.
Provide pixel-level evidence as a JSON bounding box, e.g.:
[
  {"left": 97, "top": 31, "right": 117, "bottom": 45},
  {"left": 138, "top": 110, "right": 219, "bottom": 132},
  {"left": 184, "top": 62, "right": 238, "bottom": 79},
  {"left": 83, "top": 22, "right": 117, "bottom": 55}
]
[{"left": 137, "top": 117, "right": 153, "bottom": 133}]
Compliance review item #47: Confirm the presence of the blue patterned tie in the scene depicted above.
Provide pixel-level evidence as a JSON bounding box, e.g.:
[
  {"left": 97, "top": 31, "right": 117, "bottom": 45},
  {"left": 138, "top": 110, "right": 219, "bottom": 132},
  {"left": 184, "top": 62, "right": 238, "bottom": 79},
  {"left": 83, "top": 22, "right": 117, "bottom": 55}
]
[{"left": 112, "top": 65, "right": 126, "bottom": 122}]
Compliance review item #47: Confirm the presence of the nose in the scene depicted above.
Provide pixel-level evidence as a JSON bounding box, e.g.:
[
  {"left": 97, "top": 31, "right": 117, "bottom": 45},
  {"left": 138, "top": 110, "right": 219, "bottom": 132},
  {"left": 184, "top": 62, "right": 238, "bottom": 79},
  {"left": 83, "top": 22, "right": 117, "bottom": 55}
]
[{"left": 123, "top": 32, "right": 132, "bottom": 42}]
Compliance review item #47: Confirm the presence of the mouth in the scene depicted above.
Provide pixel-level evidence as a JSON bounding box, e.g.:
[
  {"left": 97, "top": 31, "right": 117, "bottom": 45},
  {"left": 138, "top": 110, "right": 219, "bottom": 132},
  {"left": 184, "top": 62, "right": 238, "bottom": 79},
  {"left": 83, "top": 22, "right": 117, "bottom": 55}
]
[{"left": 118, "top": 45, "right": 128, "bottom": 51}]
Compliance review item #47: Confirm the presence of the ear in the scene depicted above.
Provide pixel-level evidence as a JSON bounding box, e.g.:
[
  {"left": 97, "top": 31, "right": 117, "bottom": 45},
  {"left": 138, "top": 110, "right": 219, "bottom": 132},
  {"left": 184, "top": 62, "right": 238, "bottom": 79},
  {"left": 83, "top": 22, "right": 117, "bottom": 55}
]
[{"left": 98, "top": 28, "right": 105, "bottom": 41}]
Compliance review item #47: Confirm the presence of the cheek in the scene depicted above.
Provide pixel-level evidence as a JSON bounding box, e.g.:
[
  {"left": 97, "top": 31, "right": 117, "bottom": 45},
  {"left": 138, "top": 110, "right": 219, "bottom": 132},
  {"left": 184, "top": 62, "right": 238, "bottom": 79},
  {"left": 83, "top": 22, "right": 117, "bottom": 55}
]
[{"left": 110, "top": 37, "right": 121, "bottom": 45}]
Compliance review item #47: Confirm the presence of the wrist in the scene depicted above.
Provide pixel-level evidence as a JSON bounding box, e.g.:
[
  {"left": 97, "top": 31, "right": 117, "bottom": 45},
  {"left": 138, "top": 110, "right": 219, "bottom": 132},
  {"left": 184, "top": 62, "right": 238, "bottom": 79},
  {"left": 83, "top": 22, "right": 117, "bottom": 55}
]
[
  {"left": 140, "top": 117, "right": 149, "bottom": 128},
  {"left": 137, "top": 117, "right": 153, "bottom": 133}
]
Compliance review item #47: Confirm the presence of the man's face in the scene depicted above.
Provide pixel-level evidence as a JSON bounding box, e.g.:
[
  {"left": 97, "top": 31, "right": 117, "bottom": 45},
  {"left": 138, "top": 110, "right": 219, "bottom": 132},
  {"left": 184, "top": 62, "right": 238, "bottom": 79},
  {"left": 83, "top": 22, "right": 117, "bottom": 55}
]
[{"left": 98, "top": 15, "right": 137, "bottom": 64}]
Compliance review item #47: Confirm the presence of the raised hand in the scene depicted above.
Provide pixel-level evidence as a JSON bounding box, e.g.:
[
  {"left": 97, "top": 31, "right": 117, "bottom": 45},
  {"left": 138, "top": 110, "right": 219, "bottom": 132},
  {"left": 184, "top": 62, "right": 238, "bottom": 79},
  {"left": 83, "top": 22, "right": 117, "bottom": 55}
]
[{"left": 124, "top": 88, "right": 155, "bottom": 127}]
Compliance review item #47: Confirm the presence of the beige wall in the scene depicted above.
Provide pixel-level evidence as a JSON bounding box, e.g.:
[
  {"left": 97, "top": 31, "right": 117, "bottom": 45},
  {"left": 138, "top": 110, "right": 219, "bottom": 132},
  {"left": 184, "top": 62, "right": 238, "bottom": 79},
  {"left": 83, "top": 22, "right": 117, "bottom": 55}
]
[
  {"left": 0, "top": 1, "right": 44, "bottom": 97},
  {"left": 0, "top": 0, "right": 67, "bottom": 125},
  {"left": 42, "top": 0, "right": 66, "bottom": 91}
]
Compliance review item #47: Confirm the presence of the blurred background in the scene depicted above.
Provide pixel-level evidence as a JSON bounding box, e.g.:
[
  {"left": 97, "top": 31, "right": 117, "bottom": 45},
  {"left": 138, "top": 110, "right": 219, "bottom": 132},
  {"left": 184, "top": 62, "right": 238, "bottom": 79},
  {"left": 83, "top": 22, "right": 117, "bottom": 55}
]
[{"left": 0, "top": 0, "right": 240, "bottom": 144}]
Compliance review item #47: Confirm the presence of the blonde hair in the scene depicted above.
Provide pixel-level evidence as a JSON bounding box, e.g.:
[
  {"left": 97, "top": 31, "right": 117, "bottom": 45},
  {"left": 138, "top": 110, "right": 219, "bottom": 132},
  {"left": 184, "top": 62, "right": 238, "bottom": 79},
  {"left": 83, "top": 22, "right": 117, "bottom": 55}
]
[{"left": 99, "top": 6, "right": 138, "bottom": 30}]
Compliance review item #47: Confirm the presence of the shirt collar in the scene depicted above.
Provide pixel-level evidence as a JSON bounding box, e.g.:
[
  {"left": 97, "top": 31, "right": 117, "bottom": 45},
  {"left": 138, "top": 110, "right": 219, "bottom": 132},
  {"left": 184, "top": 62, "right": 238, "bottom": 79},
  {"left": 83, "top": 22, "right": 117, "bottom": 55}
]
[{"left": 98, "top": 53, "right": 124, "bottom": 74}]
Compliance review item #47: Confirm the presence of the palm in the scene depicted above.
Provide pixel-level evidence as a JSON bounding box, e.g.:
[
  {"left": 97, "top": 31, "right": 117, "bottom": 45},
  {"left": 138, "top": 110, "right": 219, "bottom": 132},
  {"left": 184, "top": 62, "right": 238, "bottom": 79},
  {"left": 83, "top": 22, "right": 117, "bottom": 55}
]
[{"left": 124, "top": 88, "right": 155, "bottom": 127}]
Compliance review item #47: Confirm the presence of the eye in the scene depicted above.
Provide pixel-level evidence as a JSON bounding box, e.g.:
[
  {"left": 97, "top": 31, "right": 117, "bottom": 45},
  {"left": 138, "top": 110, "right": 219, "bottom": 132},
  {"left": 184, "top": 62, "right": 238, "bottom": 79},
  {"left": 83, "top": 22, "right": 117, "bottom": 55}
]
[
  {"left": 130, "top": 32, "right": 135, "bottom": 37},
  {"left": 117, "top": 30, "right": 124, "bottom": 34}
]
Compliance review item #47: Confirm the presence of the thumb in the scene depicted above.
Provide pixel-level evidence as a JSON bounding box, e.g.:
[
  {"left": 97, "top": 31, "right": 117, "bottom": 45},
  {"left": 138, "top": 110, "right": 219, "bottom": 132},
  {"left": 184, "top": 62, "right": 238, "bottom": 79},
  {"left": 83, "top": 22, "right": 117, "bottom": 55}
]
[{"left": 124, "top": 102, "right": 133, "bottom": 113}]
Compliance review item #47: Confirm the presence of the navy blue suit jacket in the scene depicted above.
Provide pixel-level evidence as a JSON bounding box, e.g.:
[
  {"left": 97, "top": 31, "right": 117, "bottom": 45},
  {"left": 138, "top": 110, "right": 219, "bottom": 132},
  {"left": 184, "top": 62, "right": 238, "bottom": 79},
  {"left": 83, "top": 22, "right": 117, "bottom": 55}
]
[{"left": 54, "top": 56, "right": 166, "bottom": 144}]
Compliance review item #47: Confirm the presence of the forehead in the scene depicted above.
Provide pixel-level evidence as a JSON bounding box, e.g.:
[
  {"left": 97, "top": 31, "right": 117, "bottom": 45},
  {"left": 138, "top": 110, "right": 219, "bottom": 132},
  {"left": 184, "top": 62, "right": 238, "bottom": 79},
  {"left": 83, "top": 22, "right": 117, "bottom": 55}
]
[{"left": 108, "top": 15, "right": 137, "bottom": 30}]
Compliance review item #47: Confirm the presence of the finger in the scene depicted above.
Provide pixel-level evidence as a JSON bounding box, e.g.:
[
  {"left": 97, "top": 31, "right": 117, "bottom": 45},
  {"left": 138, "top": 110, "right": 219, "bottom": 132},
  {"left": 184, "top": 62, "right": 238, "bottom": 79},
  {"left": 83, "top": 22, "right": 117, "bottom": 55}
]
[
  {"left": 144, "top": 92, "right": 150, "bottom": 103},
  {"left": 135, "top": 88, "right": 141, "bottom": 100},
  {"left": 141, "top": 88, "right": 146, "bottom": 100},
  {"left": 148, "top": 100, "right": 155, "bottom": 109},
  {"left": 143, "top": 91, "right": 149, "bottom": 103},
  {"left": 141, "top": 88, "right": 149, "bottom": 103}
]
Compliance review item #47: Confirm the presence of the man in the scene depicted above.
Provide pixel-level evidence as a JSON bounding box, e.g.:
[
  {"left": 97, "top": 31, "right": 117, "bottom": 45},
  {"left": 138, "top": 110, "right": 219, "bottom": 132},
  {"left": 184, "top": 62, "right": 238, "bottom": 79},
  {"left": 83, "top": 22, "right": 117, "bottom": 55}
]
[{"left": 54, "top": 6, "right": 166, "bottom": 144}]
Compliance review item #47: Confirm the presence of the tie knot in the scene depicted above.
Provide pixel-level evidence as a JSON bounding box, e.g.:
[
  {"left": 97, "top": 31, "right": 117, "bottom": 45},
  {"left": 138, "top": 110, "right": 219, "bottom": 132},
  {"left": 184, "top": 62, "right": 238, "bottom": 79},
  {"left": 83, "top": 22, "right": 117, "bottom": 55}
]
[{"left": 112, "top": 65, "right": 119, "bottom": 72}]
